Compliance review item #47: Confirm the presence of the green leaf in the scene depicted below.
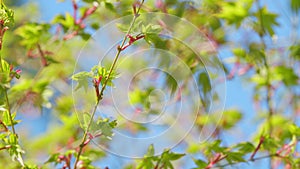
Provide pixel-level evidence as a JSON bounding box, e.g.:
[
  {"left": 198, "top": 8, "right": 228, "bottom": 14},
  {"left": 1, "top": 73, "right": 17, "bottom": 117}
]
[
  {"left": 290, "top": 0, "right": 300, "bottom": 13},
  {"left": 15, "top": 23, "right": 50, "bottom": 49},
  {"left": 116, "top": 23, "right": 129, "bottom": 33},
  {"left": 225, "top": 151, "right": 246, "bottom": 163},
  {"left": 83, "top": 112, "right": 92, "bottom": 131},
  {"left": 0, "top": 59, "right": 11, "bottom": 88},
  {"left": 270, "top": 66, "right": 298, "bottom": 86},
  {"left": 289, "top": 124, "right": 300, "bottom": 138},
  {"left": 45, "top": 56, "right": 60, "bottom": 64},
  {"left": 138, "top": 145, "right": 183, "bottom": 169},
  {"left": 198, "top": 71, "right": 211, "bottom": 108},
  {"left": 221, "top": 109, "right": 243, "bottom": 129},
  {"left": 165, "top": 73, "right": 178, "bottom": 95},
  {"left": 44, "top": 153, "right": 60, "bottom": 165},
  {"left": 234, "top": 142, "right": 255, "bottom": 154},
  {"left": 261, "top": 136, "right": 280, "bottom": 152},
  {"left": 141, "top": 24, "right": 165, "bottom": 48},
  {"left": 129, "top": 87, "right": 155, "bottom": 111},
  {"left": 248, "top": 43, "right": 266, "bottom": 64},
  {"left": 71, "top": 71, "right": 92, "bottom": 91},
  {"left": 218, "top": 0, "right": 253, "bottom": 27},
  {"left": 72, "top": 66, "right": 117, "bottom": 92},
  {"left": 142, "top": 24, "right": 162, "bottom": 35},
  {"left": 82, "top": 0, "right": 98, "bottom": 3},
  {"left": 253, "top": 7, "right": 279, "bottom": 36},
  {"left": 193, "top": 159, "right": 208, "bottom": 168},
  {"left": 0, "top": 59, "right": 10, "bottom": 72},
  {"left": 90, "top": 22, "right": 100, "bottom": 30},
  {"left": 145, "top": 144, "right": 155, "bottom": 157},
  {"left": 167, "top": 152, "right": 185, "bottom": 161},
  {"left": 91, "top": 65, "right": 117, "bottom": 87},
  {"left": 5, "top": 134, "right": 25, "bottom": 166},
  {"left": 105, "top": 2, "right": 115, "bottom": 11},
  {"left": 2, "top": 111, "right": 20, "bottom": 126},
  {"left": 79, "top": 31, "right": 91, "bottom": 41},
  {"left": 24, "top": 164, "right": 39, "bottom": 169},
  {"left": 232, "top": 48, "right": 247, "bottom": 58},
  {"left": 289, "top": 44, "right": 300, "bottom": 60},
  {"left": 0, "top": 2, "right": 14, "bottom": 28},
  {"left": 52, "top": 13, "right": 74, "bottom": 32},
  {"left": 137, "top": 144, "right": 156, "bottom": 169},
  {"left": 209, "top": 140, "right": 226, "bottom": 153},
  {"left": 96, "top": 118, "right": 117, "bottom": 139},
  {"left": 159, "top": 149, "right": 184, "bottom": 169}
]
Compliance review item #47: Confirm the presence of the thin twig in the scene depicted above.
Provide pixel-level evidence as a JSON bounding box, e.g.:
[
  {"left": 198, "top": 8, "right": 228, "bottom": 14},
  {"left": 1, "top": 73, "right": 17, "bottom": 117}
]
[
  {"left": 73, "top": 1, "right": 145, "bottom": 168},
  {"left": 37, "top": 43, "right": 48, "bottom": 66},
  {"left": 205, "top": 153, "right": 227, "bottom": 169},
  {"left": 154, "top": 155, "right": 162, "bottom": 169},
  {"left": 0, "top": 27, "right": 16, "bottom": 135},
  {"left": 250, "top": 136, "right": 265, "bottom": 160},
  {"left": 213, "top": 154, "right": 278, "bottom": 168},
  {"left": 72, "top": 0, "right": 78, "bottom": 24},
  {"left": 0, "top": 145, "right": 11, "bottom": 151}
]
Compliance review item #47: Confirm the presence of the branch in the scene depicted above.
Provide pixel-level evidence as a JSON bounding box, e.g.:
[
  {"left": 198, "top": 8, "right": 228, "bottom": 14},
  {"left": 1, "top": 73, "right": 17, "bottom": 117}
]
[
  {"left": 64, "top": 1, "right": 99, "bottom": 41},
  {"left": 37, "top": 43, "right": 48, "bottom": 66},
  {"left": 213, "top": 154, "right": 278, "bottom": 168},
  {"left": 72, "top": 0, "right": 78, "bottom": 24},
  {"left": 250, "top": 136, "right": 265, "bottom": 160},
  {"left": 0, "top": 145, "right": 11, "bottom": 151},
  {"left": 73, "top": 1, "right": 145, "bottom": 168},
  {"left": 205, "top": 153, "right": 227, "bottom": 169}
]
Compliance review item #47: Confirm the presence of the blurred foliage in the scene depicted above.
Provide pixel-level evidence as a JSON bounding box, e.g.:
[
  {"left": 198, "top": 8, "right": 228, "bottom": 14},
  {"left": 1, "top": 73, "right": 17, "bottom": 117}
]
[{"left": 0, "top": 0, "right": 299, "bottom": 169}]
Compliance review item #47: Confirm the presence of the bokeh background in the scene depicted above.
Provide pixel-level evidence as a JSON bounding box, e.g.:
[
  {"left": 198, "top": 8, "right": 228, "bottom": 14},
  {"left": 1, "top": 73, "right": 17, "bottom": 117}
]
[{"left": 0, "top": 0, "right": 299, "bottom": 168}]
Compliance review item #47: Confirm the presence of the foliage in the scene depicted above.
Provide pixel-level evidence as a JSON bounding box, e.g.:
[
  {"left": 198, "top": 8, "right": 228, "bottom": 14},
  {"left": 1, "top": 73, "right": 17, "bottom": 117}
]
[{"left": 0, "top": 0, "right": 299, "bottom": 169}]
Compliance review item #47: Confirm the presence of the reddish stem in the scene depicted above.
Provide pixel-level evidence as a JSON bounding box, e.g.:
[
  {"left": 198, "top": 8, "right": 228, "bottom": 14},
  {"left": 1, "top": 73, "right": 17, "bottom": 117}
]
[
  {"left": 276, "top": 142, "right": 296, "bottom": 157},
  {"left": 37, "top": 44, "right": 48, "bottom": 66},
  {"left": 227, "top": 61, "right": 240, "bottom": 80},
  {"left": 250, "top": 136, "right": 265, "bottom": 160},
  {"left": 205, "top": 153, "right": 227, "bottom": 169},
  {"left": 72, "top": 0, "right": 78, "bottom": 24},
  {"left": 238, "top": 64, "right": 253, "bottom": 75},
  {"left": 65, "top": 2, "right": 98, "bottom": 41},
  {"left": 93, "top": 76, "right": 102, "bottom": 100},
  {"left": 0, "top": 120, "right": 8, "bottom": 132},
  {"left": 83, "top": 132, "right": 103, "bottom": 147},
  {"left": 121, "top": 34, "right": 145, "bottom": 51},
  {"left": 63, "top": 30, "right": 79, "bottom": 41},
  {"left": 76, "top": 2, "right": 98, "bottom": 25}
]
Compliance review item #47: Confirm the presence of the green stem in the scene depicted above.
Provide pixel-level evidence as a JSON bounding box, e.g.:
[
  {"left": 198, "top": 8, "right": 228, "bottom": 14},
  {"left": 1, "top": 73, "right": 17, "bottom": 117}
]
[
  {"left": 0, "top": 14, "right": 24, "bottom": 166},
  {"left": 73, "top": 1, "right": 145, "bottom": 168},
  {"left": 0, "top": 37, "right": 16, "bottom": 135}
]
